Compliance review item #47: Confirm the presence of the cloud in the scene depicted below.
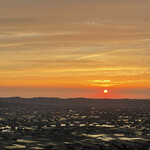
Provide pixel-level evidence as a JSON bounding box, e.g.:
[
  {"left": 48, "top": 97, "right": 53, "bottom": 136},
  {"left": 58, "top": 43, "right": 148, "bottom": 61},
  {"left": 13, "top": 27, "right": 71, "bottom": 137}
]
[{"left": 0, "top": 43, "right": 24, "bottom": 47}]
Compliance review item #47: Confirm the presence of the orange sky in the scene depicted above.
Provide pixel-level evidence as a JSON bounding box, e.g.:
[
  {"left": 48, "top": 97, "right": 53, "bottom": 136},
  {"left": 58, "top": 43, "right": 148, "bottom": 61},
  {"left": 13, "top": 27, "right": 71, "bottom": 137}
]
[{"left": 0, "top": 0, "right": 150, "bottom": 98}]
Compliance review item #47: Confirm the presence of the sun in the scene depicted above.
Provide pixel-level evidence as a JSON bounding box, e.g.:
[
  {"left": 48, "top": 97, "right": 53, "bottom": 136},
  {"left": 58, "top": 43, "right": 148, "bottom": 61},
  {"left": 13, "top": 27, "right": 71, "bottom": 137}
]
[{"left": 104, "top": 89, "right": 108, "bottom": 94}]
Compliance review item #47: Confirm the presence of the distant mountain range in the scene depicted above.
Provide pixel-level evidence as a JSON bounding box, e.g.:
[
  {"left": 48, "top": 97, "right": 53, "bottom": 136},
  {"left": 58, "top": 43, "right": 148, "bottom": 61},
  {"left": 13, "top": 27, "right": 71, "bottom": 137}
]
[{"left": 0, "top": 97, "right": 150, "bottom": 109}]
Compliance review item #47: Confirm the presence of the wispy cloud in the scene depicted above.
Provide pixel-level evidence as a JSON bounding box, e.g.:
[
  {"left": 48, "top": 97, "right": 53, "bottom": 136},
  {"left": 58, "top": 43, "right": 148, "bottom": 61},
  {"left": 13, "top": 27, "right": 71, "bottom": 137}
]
[{"left": 0, "top": 43, "right": 24, "bottom": 47}]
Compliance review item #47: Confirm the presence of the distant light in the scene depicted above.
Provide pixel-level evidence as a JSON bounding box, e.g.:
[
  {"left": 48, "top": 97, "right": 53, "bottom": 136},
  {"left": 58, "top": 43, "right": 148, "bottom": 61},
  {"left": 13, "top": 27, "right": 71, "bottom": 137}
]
[{"left": 104, "top": 89, "right": 108, "bottom": 94}]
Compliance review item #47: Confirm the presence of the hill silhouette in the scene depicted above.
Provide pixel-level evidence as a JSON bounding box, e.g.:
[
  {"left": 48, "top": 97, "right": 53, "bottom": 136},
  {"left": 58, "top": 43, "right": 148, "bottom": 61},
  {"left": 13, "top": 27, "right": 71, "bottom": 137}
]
[{"left": 0, "top": 97, "right": 149, "bottom": 108}]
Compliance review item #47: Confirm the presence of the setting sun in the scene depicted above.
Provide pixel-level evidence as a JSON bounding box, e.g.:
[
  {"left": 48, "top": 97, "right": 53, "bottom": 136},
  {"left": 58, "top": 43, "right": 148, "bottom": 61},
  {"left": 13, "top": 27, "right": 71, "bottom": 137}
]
[{"left": 104, "top": 89, "right": 109, "bottom": 94}]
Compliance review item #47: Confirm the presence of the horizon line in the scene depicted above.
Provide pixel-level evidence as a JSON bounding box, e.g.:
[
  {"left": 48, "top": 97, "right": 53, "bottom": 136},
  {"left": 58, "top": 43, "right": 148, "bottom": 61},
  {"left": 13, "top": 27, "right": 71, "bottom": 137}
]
[{"left": 0, "top": 96, "right": 150, "bottom": 100}]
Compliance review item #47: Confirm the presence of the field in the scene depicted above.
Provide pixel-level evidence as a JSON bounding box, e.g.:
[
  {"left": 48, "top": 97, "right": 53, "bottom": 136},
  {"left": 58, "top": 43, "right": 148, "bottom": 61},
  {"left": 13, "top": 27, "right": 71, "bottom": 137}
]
[{"left": 0, "top": 98, "right": 150, "bottom": 150}]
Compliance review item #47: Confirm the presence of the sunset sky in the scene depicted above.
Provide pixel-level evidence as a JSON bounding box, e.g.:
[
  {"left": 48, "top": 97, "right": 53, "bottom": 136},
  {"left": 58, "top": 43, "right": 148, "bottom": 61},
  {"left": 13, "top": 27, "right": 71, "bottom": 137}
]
[{"left": 0, "top": 0, "right": 150, "bottom": 98}]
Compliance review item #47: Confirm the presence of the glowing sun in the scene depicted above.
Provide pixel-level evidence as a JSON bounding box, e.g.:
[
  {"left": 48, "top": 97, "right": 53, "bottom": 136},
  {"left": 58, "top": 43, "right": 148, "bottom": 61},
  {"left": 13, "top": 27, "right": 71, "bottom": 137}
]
[{"left": 104, "top": 89, "right": 109, "bottom": 94}]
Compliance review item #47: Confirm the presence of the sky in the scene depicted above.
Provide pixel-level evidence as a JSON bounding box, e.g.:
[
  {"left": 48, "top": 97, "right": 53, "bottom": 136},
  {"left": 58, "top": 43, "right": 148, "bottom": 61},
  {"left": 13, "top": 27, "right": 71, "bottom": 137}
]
[{"left": 0, "top": 0, "right": 150, "bottom": 98}]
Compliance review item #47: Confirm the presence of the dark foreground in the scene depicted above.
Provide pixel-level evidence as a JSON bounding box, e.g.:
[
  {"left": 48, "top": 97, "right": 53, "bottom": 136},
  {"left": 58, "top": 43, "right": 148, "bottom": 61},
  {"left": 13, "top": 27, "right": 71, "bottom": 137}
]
[{"left": 0, "top": 97, "right": 150, "bottom": 150}]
